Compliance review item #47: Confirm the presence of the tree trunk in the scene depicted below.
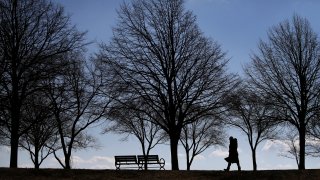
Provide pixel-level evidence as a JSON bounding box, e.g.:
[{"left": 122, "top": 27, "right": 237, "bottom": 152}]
[
  {"left": 252, "top": 148, "right": 257, "bottom": 171},
  {"left": 186, "top": 158, "right": 191, "bottom": 171},
  {"left": 10, "top": 129, "right": 19, "bottom": 168},
  {"left": 144, "top": 158, "right": 148, "bottom": 170},
  {"left": 34, "top": 147, "right": 40, "bottom": 169},
  {"left": 9, "top": 0, "right": 20, "bottom": 169},
  {"left": 34, "top": 156, "right": 40, "bottom": 169},
  {"left": 170, "top": 136, "right": 179, "bottom": 170},
  {"left": 65, "top": 154, "right": 71, "bottom": 169},
  {"left": 186, "top": 148, "right": 190, "bottom": 171},
  {"left": 34, "top": 161, "right": 40, "bottom": 169},
  {"left": 10, "top": 100, "right": 20, "bottom": 168},
  {"left": 141, "top": 144, "right": 148, "bottom": 170},
  {"left": 298, "top": 125, "right": 306, "bottom": 170}
]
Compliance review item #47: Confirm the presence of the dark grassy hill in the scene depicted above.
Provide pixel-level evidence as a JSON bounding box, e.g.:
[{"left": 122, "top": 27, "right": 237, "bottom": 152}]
[{"left": 0, "top": 168, "right": 319, "bottom": 180}]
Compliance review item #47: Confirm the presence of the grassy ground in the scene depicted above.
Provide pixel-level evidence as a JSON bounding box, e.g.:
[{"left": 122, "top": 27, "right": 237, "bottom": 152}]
[{"left": 0, "top": 168, "right": 320, "bottom": 180}]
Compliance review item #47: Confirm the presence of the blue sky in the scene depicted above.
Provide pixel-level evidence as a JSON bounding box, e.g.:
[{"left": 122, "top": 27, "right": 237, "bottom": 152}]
[{"left": 1, "top": 0, "right": 320, "bottom": 170}]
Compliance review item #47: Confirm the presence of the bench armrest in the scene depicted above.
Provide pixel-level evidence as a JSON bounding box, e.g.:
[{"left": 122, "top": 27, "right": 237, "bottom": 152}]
[{"left": 159, "top": 158, "right": 165, "bottom": 164}]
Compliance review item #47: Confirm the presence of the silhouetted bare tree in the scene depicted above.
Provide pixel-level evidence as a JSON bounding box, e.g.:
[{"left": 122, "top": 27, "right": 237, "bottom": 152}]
[
  {"left": 46, "top": 52, "right": 110, "bottom": 169},
  {"left": 277, "top": 126, "right": 320, "bottom": 168},
  {"left": 0, "top": 96, "right": 8, "bottom": 146},
  {"left": 226, "top": 83, "right": 278, "bottom": 171},
  {"left": 245, "top": 15, "right": 320, "bottom": 170},
  {"left": 97, "top": 0, "right": 237, "bottom": 170},
  {"left": 106, "top": 99, "right": 164, "bottom": 170},
  {"left": 180, "top": 116, "right": 225, "bottom": 170},
  {"left": 278, "top": 129, "right": 300, "bottom": 167},
  {"left": 305, "top": 111, "right": 320, "bottom": 156},
  {"left": 19, "top": 93, "right": 59, "bottom": 169},
  {"left": 0, "top": 0, "right": 85, "bottom": 168},
  {"left": 0, "top": 39, "right": 5, "bottom": 137}
]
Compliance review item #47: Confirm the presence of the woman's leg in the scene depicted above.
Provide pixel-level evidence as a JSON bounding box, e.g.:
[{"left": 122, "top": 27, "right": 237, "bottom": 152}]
[
  {"left": 224, "top": 162, "right": 231, "bottom": 171},
  {"left": 237, "top": 161, "right": 241, "bottom": 171}
]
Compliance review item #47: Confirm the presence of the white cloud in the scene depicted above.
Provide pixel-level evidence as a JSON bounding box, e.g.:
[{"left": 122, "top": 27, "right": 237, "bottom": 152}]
[
  {"left": 72, "top": 155, "right": 115, "bottom": 169},
  {"left": 194, "top": 154, "right": 205, "bottom": 160},
  {"left": 259, "top": 163, "right": 295, "bottom": 170},
  {"left": 306, "top": 138, "right": 320, "bottom": 146},
  {"left": 0, "top": 146, "right": 11, "bottom": 153},
  {"left": 262, "top": 140, "right": 274, "bottom": 151},
  {"left": 275, "top": 163, "right": 295, "bottom": 169},
  {"left": 42, "top": 155, "right": 115, "bottom": 169},
  {"left": 89, "top": 156, "right": 114, "bottom": 164},
  {"left": 262, "top": 140, "right": 290, "bottom": 152},
  {"left": 209, "top": 148, "right": 228, "bottom": 158},
  {"left": 90, "top": 164, "right": 113, "bottom": 169},
  {"left": 262, "top": 137, "right": 320, "bottom": 155},
  {"left": 72, "top": 156, "right": 86, "bottom": 164},
  {"left": 19, "top": 163, "right": 33, "bottom": 168}
]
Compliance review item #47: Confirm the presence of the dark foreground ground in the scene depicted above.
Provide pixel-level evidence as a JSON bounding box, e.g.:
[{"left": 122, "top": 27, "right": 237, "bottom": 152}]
[{"left": 0, "top": 168, "right": 320, "bottom": 180}]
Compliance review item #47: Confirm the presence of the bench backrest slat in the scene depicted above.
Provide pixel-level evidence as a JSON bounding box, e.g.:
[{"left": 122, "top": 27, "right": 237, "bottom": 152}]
[
  {"left": 137, "top": 155, "right": 159, "bottom": 162},
  {"left": 115, "top": 155, "right": 137, "bottom": 163}
]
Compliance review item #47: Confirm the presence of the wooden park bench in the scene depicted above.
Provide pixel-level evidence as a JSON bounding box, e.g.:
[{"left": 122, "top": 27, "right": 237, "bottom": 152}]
[
  {"left": 114, "top": 155, "right": 138, "bottom": 170},
  {"left": 114, "top": 155, "right": 165, "bottom": 170},
  {"left": 137, "top": 155, "right": 165, "bottom": 170}
]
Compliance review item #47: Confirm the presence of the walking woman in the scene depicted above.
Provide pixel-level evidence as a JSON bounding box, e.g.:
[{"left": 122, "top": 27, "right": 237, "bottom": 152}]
[{"left": 224, "top": 136, "right": 241, "bottom": 171}]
